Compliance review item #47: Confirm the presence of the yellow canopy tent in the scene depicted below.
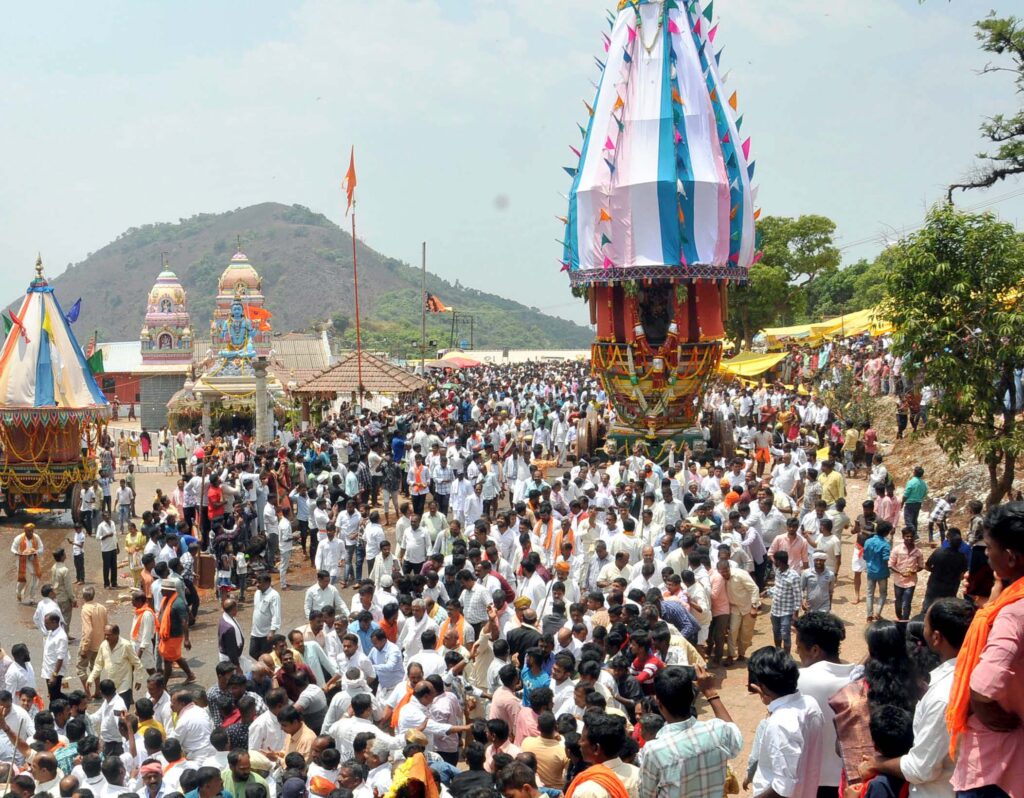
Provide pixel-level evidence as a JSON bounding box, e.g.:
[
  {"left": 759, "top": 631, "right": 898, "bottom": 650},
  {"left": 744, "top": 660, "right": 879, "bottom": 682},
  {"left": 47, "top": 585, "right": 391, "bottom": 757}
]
[
  {"left": 816, "top": 307, "right": 894, "bottom": 339},
  {"left": 719, "top": 350, "right": 788, "bottom": 378},
  {"left": 760, "top": 323, "right": 821, "bottom": 349}
]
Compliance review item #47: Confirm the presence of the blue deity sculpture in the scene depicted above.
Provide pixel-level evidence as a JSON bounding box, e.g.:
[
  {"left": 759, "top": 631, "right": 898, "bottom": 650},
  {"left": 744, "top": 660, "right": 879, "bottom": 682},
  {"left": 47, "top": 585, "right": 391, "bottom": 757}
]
[{"left": 218, "top": 298, "right": 257, "bottom": 359}]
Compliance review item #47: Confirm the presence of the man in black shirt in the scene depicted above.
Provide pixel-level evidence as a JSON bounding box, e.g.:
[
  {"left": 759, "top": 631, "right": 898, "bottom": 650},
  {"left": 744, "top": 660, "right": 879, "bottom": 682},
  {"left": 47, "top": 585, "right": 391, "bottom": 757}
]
[
  {"left": 449, "top": 742, "right": 497, "bottom": 798},
  {"left": 922, "top": 529, "right": 968, "bottom": 612}
]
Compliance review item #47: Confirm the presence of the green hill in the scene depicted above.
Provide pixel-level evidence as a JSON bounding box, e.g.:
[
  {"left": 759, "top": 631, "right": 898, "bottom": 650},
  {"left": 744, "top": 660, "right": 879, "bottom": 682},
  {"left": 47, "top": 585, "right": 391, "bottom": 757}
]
[{"left": 38, "top": 202, "right": 593, "bottom": 352}]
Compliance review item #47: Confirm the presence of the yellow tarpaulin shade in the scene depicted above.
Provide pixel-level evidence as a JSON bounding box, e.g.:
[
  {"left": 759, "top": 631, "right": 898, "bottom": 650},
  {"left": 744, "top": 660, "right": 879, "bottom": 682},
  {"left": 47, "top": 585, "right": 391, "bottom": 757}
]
[
  {"left": 719, "top": 350, "right": 787, "bottom": 378},
  {"left": 760, "top": 307, "right": 894, "bottom": 348}
]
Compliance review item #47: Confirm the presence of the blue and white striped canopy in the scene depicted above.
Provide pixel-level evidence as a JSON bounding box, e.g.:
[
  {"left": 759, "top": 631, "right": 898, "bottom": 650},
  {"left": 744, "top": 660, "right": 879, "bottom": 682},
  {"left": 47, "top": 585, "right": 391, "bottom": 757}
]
[{"left": 563, "top": 0, "right": 759, "bottom": 285}]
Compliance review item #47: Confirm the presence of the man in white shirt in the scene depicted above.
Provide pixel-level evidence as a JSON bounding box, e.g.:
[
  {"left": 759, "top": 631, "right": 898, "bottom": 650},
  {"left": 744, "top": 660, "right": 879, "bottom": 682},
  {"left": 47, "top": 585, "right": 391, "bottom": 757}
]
[
  {"left": 314, "top": 528, "right": 346, "bottom": 584},
  {"left": 458, "top": 570, "right": 494, "bottom": 639},
  {"left": 96, "top": 513, "right": 120, "bottom": 590},
  {"left": 750, "top": 647, "right": 824, "bottom": 798},
  {"left": 397, "top": 600, "right": 439, "bottom": 659},
  {"left": 399, "top": 516, "right": 430, "bottom": 574},
  {"left": 41, "top": 612, "right": 68, "bottom": 701},
  {"left": 794, "top": 612, "right": 859, "bottom": 796},
  {"left": 33, "top": 586, "right": 66, "bottom": 635},
  {"left": 335, "top": 634, "right": 376, "bottom": 682},
  {"left": 326, "top": 693, "right": 401, "bottom": 761},
  {"left": 305, "top": 572, "right": 345, "bottom": 618},
  {"left": 407, "top": 630, "right": 446, "bottom": 678},
  {"left": 249, "top": 574, "right": 280, "bottom": 659},
  {"left": 168, "top": 691, "right": 216, "bottom": 761}
]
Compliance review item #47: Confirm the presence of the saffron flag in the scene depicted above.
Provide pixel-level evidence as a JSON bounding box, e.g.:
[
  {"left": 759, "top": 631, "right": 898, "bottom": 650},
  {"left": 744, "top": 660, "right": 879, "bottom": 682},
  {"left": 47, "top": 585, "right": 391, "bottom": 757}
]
[
  {"left": 66, "top": 298, "right": 81, "bottom": 323},
  {"left": 85, "top": 331, "right": 97, "bottom": 358},
  {"left": 342, "top": 146, "right": 357, "bottom": 216},
  {"left": 244, "top": 305, "right": 273, "bottom": 332},
  {"left": 424, "top": 293, "right": 452, "bottom": 313}
]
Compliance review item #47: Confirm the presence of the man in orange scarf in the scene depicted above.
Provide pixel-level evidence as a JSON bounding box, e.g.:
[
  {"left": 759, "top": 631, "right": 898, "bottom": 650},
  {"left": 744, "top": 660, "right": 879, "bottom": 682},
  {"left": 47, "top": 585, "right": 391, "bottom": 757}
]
[
  {"left": 156, "top": 583, "right": 195, "bottom": 684},
  {"left": 568, "top": 713, "right": 637, "bottom": 798},
  {"left": 11, "top": 524, "right": 44, "bottom": 604},
  {"left": 130, "top": 590, "right": 157, "bottom": 675},
  {"left": 948, "top": 502, "right": 1024, "bottom": 798}
]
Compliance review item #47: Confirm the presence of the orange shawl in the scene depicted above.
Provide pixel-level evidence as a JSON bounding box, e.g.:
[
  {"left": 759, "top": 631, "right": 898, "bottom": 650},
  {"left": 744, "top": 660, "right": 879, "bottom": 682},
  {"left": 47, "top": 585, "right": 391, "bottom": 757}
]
[
  {"left": 389, "top": 685, "right": 414, "bottom": 730},
  {"left": 436, "top": 615, "right": 465, "bottom": 649},
  {"left": 16, "top": 534, "right": 42, "bottom": 583},
  {"left": 157, "top": 593, "right": 176, "bottom": 641},
  {"left": 132, "top": 605, "right": 155, "bottom": 641},
  {"left": 564, "top": 764, "right": 630, "bottom": 798},
  {"left": 946, "top": 576, "right": 1024, "bottom": 757},
  {"left": 535, "top": 518, "right": 556, "bottom": 552}
]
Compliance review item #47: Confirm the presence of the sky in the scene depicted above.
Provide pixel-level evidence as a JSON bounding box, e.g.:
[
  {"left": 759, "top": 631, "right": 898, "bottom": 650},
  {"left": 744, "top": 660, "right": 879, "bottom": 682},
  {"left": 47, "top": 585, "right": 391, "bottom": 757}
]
[{"left": 1, "top": 0, "right": 1022, "bottom": 328}]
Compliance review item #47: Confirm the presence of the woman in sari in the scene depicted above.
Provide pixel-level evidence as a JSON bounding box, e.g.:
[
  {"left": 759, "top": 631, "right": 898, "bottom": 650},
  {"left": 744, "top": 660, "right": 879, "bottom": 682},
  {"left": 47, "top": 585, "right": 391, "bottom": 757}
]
[{"left": 829, "top": 620, "right": 918, "bottom": 791}]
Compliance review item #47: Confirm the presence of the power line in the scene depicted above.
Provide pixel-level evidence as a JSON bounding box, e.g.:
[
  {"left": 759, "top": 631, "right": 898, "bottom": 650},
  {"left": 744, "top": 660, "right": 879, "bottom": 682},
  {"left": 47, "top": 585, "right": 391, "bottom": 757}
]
[{"left": 837, "top": 186, "right": 1024, "bottom": 252}]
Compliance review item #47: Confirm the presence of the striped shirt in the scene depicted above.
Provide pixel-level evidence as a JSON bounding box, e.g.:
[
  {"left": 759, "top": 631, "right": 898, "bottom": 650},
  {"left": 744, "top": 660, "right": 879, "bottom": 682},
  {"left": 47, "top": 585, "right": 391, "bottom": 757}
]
[{"left": 639, "top": 717, "right": 743, "bottom": 798}]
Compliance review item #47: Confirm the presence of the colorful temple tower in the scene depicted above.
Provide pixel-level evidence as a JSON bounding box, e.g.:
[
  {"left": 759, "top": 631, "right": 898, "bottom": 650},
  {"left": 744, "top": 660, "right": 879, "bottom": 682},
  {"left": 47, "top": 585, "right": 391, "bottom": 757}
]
[
  {"left": 140, "top": 269, "right": 193, "bottom": 365},
  {"left": 211, "top": 250, "right": 271, "bottom": 358},
  {"left": 563, "top": 0, "right": 760, "bottom": 454},
  {"left": 137, "top": 266, "right": 196, "bottom": 429}
]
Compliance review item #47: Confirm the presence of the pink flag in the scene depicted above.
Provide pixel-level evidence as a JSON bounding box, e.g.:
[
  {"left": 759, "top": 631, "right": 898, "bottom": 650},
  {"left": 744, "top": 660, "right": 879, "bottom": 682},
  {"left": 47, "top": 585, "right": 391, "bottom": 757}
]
[
  {"left": 680, "top": 249, "right": 688, "bottom": 266},
  {"left": 603, "top": 34, "right": 611, "bottom": 52},
  {"left": 693, "top": 18, "right": 701, "bottom": 36},
  {"left": 560, "top": 260, "right": 571, "bottom": 272},
  {"left": 674, "top": 127, "right": 682, "bottom": 145},
  {"left": 570, "top": 145, "right": 582, "bottom": 158},
  {"left": 604, "top": 136, "right": 615, "bottom": 151},
  {"left": 752, "top": 251, "right": 764, "bottom": 265},
  {"left": 602, "top": 256, "right": 614, "bottom": 269},
  {"left": 708, "top": 23, "right": 719, "bottom": 44},
  {"left": 742, "top": 137, "right": 751, "bottom": 159},
  {"left": 668, "top": 18, "right": 681, "bottom": 34},
  {"left": 722, "top": 132, "right": 730, "bottom": 144},
  {"left": 627, "top": 25, "right": 637, "bottom": 43}
]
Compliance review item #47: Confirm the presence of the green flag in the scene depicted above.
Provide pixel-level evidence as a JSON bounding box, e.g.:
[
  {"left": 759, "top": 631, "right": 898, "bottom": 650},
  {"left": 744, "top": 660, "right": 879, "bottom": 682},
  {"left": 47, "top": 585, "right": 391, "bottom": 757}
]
[
  {"left": 87, "top": 349, "right": 104, "bottom": 374},
  {"left": 2, "top": 313, "right": 11, "bottom": 338}
]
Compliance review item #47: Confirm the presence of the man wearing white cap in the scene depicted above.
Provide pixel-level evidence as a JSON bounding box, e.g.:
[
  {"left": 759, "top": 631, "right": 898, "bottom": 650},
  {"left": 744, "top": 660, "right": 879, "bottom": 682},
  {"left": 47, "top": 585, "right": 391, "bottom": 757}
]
[{"left": 801, "top": 552, "right": 835, "bottom": 614}]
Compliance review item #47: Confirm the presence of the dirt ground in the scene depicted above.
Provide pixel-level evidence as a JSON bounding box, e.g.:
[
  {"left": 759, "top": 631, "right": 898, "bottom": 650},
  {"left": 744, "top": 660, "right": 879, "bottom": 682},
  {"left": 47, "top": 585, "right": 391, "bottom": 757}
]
[{"left": 1, "top": 456, "right": 933, "bottom": 790}]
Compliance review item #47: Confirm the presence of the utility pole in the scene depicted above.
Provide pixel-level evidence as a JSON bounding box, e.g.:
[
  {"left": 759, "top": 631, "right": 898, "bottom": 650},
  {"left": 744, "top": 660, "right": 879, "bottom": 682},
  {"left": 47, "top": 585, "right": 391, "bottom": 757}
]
[{"left": 420, "top": 241, "right": 427, "bottom": 372}]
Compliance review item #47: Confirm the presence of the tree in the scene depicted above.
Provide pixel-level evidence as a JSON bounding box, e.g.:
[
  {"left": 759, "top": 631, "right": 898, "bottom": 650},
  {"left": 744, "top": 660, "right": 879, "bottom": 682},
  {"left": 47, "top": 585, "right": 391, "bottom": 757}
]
[
  {"left": 804, "top": 256, "right": 889, "bottom": 319},
  {"left": 726, "top": 263, "right": 792, "bottom": 347},
  {"left": 727, "top": 214, "right": 842, "bottom": 344},
  {"left": 757, "top": 214, "right": 841, "bottom": 287},
  {"left": 882, "top": 203, "right": 1024, "bottom": 508},
  {"left": 948, "top": 13, "right": 1024, "bottom": 199}
]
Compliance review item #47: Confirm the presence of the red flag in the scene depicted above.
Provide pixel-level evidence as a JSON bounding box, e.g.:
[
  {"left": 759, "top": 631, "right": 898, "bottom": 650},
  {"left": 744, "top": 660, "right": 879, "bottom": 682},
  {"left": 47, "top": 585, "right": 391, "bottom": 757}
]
[
  {"left": 85, "top": 330, "right": 97, "bottom": 358},
  {"left": 342, "top": 146, "right": 357, "bottom": 216},
  {"left": 8, "top": 309, "right": 29, "bottom": 343}
]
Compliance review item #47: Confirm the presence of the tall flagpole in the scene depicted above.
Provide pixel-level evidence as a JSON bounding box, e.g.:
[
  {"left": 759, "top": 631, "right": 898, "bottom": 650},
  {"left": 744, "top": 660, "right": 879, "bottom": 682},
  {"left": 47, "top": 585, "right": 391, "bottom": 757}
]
[
  {"left": 344, "top": 146, "right": 365, "bottom": 410},
  {"left": 421, "top": 241, "right": 427, "bottom": 373},
  {"left": 351, "top": 209, "right": 364, "bottom": 409}
]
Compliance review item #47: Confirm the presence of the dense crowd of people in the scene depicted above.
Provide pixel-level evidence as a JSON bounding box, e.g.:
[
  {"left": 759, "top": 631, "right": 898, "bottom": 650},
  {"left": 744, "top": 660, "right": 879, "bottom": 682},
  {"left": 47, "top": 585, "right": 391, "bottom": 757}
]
[{"left": 1, "top": 352, "right": 1021, "bottom": 798}]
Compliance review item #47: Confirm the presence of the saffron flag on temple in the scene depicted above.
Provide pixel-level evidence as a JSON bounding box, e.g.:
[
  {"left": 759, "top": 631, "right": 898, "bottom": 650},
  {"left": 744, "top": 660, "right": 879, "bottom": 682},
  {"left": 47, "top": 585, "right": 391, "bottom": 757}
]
[
  {"left": 343, "top": 146, "right": 357, "bottom": 216},
  {"left": 244, "top": 305, "right": 273, "bottom": 332},
  {"left": 84, "top": 331, "right": 97, "bottom": 358},
  {"left": 425, "top": 293, "right": 452, "bottom": 313}
]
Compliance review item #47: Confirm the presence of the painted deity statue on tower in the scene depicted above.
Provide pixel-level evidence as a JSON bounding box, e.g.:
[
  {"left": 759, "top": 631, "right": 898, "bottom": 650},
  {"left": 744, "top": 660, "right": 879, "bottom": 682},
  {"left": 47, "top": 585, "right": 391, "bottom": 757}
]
[{"left": 217, "top": 294, "right": 257, "bottom": 360}]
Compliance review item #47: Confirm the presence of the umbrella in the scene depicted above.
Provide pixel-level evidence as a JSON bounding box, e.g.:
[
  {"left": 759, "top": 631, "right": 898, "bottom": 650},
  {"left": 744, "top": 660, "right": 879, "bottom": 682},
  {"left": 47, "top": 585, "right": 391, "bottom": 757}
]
[{"left": 427, "top": 352, "right": 481, "bottom": 369}]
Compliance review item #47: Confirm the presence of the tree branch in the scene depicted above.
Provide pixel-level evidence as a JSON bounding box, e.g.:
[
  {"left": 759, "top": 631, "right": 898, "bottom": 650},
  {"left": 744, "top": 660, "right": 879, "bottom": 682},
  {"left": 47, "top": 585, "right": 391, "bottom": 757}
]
[{"left": 948, "top": 163, "right": 1024, "bottom": 201}]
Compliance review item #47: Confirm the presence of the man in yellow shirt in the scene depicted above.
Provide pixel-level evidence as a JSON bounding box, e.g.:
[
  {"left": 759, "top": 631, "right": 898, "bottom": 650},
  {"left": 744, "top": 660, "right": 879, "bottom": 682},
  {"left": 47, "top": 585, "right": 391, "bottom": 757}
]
[
  {"left": 89, "top": 624, "right": 142, "bottom": 707},
  {"left": 818, "top": 460, "right": 846, "bottom": 509}
]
